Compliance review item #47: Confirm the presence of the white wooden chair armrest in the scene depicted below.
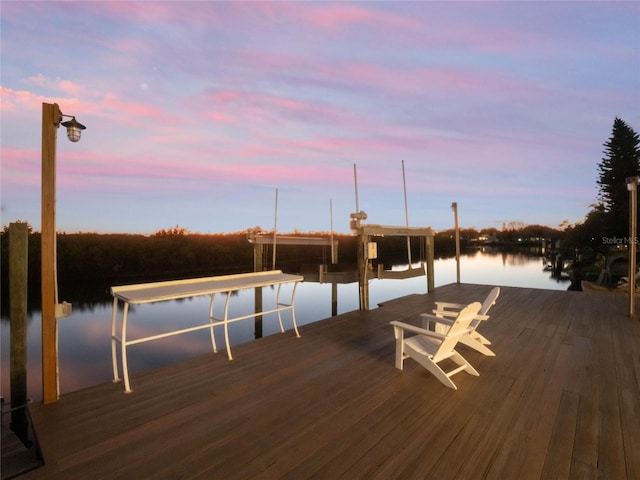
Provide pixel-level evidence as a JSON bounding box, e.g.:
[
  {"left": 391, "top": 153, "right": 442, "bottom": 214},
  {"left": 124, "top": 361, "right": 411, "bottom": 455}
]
[
  {"left": 431, "top": 310, "right": 489, "bottom": 320},
  {"left": 419, "top": 313, "right": 455, "bottom": 333},
  {"left": 434, "top": 301, "right": 465, "bottom": 310},
  {"left": 420, "top": 313, "right": 456, "bottom": 325},
  {"left": 422, "top": 313, "right": 455, "bottom": 326},
  {"left": 432, "top": 309, "right": 458, "bottom": 318},
  {"left": 396, "top": 321, "right": 472, "bottom": 341},
  {"left": 390, "top": 320, "right": 446, "bottom": 339}
]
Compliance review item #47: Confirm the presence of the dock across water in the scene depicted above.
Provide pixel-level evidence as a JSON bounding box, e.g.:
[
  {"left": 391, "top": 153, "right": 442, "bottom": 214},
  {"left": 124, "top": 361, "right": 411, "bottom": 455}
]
[{"left": 17, "top": 283, "right": 640, "bottom": 479}]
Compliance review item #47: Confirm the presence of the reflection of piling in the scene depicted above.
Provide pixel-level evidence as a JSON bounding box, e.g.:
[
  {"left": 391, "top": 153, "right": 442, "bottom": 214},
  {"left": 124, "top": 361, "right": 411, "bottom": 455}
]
[
  {"left": 253, "top": 242, "right": 264, "bottom": 339},
  {"left": 331, "top": 282, "right": 338, "bottom": 316},
  {"left": 553, "top": 254, "right": 563, "bottom": 278},
  {"left": 426, "top": 235, "right": 435, "bottom": 291},
  {"left": 9, "top": 222, "right": 29, "bottom": 444},
  {"left": 319, "top": 265, "right": 339, "bottom": 316}
]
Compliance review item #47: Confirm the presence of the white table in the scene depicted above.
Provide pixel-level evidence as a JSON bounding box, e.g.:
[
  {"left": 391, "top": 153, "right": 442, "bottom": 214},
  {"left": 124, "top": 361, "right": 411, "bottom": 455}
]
[{"left": 110, "top": 270, "right": 304, "bottom": 393}]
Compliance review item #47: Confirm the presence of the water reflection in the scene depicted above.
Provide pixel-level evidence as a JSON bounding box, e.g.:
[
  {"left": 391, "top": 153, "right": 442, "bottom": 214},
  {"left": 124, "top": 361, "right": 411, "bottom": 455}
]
[{"left": 1, "top": 250, "right": 570, "bottom": 401}]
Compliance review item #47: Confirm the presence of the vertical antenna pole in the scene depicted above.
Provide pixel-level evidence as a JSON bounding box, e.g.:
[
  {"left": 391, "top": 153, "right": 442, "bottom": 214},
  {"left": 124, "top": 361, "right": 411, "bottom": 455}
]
[
  {"left": 353, "top": 163, "right": 359, "bottom": 213},
  {"left": 272, "top": 188, "right": 278, "bottom": 270}
]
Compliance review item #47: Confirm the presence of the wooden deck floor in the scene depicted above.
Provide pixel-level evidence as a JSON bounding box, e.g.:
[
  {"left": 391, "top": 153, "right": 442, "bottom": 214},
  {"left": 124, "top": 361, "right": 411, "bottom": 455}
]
[{"left": 17, "top": 284, "right": 640, "bottom": 479}]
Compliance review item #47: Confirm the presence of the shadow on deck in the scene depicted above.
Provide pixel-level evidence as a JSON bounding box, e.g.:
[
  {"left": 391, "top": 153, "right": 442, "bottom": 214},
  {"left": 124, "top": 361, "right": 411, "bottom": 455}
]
[{"left": 17, "top": 284, "right": 640, "bottom": 479}]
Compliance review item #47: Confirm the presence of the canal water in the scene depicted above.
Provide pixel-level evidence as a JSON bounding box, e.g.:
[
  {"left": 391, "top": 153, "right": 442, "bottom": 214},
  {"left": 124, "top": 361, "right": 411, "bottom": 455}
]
[{"left": 1, "top": 249, "right": 571, "bottom": 401}]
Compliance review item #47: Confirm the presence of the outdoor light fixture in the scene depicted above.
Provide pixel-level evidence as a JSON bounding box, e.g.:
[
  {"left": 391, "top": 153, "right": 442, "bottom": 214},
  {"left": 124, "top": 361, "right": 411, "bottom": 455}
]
[{"left": 60, "top": 115, "right": 86, "bottom": 142}]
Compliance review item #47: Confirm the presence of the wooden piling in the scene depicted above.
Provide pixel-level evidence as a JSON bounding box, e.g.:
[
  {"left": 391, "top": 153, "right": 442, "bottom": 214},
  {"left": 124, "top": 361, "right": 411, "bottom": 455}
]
[
  {"left": 452, "top": 202, "right": 461, "bottom": 284},
  {"left": 9, "top": 222, "right": 29, "bottom": 441},
  {"left": 357, "top": 234, "right": 370, "bottom": 310}
]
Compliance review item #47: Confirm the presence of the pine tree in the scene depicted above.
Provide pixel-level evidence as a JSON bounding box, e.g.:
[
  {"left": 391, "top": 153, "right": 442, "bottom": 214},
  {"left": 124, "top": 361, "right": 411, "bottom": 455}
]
[{"left": 597, "top": 117, "right": 640, "bottom": 237}]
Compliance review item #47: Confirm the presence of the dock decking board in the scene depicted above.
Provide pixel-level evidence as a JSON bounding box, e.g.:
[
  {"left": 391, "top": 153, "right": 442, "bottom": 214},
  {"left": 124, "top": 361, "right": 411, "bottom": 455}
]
[{"left": 14, "top": 284, "right": 639, "bottom": 479}]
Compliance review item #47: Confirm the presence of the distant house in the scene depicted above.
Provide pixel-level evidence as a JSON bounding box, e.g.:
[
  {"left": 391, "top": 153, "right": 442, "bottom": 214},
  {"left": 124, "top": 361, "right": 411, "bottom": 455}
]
[{"left": 476, "top": 234, "right": 499, "bottom": 245}]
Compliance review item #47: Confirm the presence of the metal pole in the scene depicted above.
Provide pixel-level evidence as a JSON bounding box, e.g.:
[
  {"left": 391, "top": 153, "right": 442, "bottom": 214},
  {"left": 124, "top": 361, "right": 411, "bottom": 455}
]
[
  {"left": 452, "top": 202, "right": 461, "bottom": 284},
  {"left": 353, "top": 163, "right": 359, "bottom": 214},
  {"left": 627, "top": 177, "right": 638, "bottom": 318},
  {"left": 41, "top": 102, "right": 60, "bottom": 404},
  {"left": 272, "top": 188, "right": 278, "bottom": 271}
]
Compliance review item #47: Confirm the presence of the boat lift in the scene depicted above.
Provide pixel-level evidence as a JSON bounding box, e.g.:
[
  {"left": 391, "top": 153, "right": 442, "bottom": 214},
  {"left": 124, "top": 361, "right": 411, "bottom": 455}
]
[{"left": 350, "top": 163, "right": 435, "bottom": 311}]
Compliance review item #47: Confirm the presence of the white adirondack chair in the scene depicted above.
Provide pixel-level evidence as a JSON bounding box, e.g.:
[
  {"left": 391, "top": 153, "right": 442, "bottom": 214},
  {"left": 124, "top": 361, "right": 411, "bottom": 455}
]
[
  {"left": 424, "top": 287, "right": 500, "bottom": 357},
  {"left": 390, "top": 302, "right": 482, "bottom": 390}
]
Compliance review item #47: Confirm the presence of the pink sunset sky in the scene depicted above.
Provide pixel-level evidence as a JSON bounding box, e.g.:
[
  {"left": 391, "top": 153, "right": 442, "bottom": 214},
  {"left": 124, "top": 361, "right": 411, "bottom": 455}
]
[{"left": 1, "top": 1, "right": 639, "bottom": 234}]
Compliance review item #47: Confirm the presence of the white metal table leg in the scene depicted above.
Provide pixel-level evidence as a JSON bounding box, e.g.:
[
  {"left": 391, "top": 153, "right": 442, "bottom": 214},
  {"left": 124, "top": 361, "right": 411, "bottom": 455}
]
[
  {"left": 111, "top": 297, "right": 121, "bottom": 383},
  {"left": 276, "top": 282, "right": 301, "bottom": 337},
  {"left": 276, "top": 284, "right": 285, "bottom": 333},
  {"left": 290, "top": 281, "right": 301, "bottom": 338},
  {"left": 223, "top": 292, "right": 233, "bottom": 360},
  {"left": 208, "top": 293, "right": 217, "bottom": 353},
  {"left": 120, "top": 302, "right": 133, "bottom": 393}
]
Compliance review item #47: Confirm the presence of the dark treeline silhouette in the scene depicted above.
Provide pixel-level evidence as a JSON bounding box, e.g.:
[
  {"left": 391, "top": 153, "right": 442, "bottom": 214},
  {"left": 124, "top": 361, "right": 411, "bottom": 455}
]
[{"left": 1, "top": 225, "right": 565, "bottom": 315}]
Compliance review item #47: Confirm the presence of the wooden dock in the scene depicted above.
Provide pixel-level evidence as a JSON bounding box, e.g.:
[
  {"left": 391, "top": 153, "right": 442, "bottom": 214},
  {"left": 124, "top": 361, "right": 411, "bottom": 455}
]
[{"left": 14, "top": 284, "right": 640, "bottom": 479}]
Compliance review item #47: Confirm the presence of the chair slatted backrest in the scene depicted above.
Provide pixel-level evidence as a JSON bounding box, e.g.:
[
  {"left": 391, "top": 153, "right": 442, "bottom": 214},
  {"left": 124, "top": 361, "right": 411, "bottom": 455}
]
[
  {"left": 468, "top": 287, "right": 500, "bottom": 330},
  {"left": 433, "top": 302, "right": 481, "bottom": 362},
  {"left": 479, "top": 287, "right": 500, "bottom": 316}
]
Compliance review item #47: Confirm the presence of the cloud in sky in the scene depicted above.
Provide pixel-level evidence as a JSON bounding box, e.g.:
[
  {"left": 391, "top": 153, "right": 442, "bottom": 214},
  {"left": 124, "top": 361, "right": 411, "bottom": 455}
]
[{"left": 1, "top": 1, "right": 638, "bottom": 234}]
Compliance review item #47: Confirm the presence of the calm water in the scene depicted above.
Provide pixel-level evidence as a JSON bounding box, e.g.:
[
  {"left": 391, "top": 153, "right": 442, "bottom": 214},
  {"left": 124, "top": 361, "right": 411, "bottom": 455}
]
[{"left": 1, "top": 249, "right": 570, "bottom": 401}]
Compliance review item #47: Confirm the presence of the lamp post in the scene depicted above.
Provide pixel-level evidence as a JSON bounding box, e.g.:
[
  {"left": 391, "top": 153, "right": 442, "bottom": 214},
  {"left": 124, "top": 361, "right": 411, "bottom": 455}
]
[
  {"left": 627, "top": 177, "right": 639, "bottom": 319},
  {"left": 41, "top": 102, "right": 85, "bottom": 404}
]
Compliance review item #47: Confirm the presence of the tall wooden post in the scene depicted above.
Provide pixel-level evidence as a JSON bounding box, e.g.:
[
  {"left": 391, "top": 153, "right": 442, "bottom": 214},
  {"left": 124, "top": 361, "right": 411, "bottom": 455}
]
[
  {"left": 627, "top": 177, "right": 638, "bottom": 318},
  {"left": 452, "top": 202, "right": 461, "bottom": 284},
  {"left": 358, "top": 234, "right": 370, "bottom": 310},
  {"left": 41, "top": 102, "right": 60, "bottom": 404},
  {"left": 9, "top": 222, "right": 29, "bottom": 440}
]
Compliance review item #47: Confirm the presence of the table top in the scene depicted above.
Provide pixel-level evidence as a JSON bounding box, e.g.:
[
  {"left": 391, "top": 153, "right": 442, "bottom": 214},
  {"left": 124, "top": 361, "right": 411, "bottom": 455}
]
[{"left": 111, "top": 270, "right": 304, "bottom": 304}]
